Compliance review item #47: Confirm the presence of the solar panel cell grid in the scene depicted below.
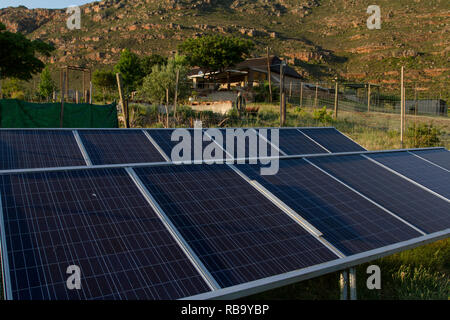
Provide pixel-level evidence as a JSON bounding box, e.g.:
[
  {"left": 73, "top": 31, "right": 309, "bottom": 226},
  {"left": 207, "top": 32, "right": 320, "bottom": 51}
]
[
  {"left": 367, "top": 152, "right": 450, "bottom": 199},
  {"left": 310, "top": 155, "right": 450, "bottom": 233},
  {"left": 0, "top": 130, "right": 86, "bottom": 170},
  {"left": 277, "top": 129, "right": 328, "bottom": 155},
  {"left": 411, "top": 149, "right": 450, "bottom": 171},
  {"left": 0, "top": 168, "right": 210, "bottom": 300},
  {"left": 134, "top": 164, "right": 338, "bottom": 288},
  {"left": 300, "top": 128, "right": 366, "bottom": 153},
  {"left": 238, "top": 159, "right": 421, "bottom": 256},
  {"left": 78, "top": 130, "right": 166, "bottom": 165}
]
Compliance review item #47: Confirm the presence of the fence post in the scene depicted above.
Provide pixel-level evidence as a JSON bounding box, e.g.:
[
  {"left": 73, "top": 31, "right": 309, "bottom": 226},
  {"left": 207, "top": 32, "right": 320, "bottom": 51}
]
[
  {"left": 280, "top": 61, "right": 286, "bottom": 126},
  {"left": 299, "top": 82, "right": 303, "bottom": 108},
  {"left": 314, "top": 82, "right": 318, "bottom": 108},
  {"left": 174, "top": 69, "right": 179, "bottom": 119},
  {"left": 334, "top": 81, "right": 339, "bottom": 120},
  {"left": 266, "top": 47, "right": 272, "bottom": 103},
  {"left": 116, "top": 73, "right": 129, "bottom": 128},
  {"left": 367, "top": 83, "right": 371, "bottom": 112},
  {"left": 60, "top": 70, "right": 66, "bottom": 128},
  {"left": 400, "top": 66, "right": 404, "bottom": 148}
]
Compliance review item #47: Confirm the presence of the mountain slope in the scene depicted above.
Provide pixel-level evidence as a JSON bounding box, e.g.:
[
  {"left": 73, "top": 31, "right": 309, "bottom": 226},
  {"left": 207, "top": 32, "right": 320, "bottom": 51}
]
[{"left": 0, "top": 0, "right": 448, "bottom": 93}]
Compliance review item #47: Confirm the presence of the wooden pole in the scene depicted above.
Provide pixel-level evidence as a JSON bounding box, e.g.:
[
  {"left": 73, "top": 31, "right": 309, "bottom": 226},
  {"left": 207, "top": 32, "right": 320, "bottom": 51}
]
[
  {"left": 289, "top": 81, "right": 292, "bottom": 98},
  {"left": 400, "top": 66, "right": 404, "bottom": 148},
  {"left": 280, "top": 61, "right": 285, "bottom": 126},
  {"left": 60, "top": 71, "right": 66, "bottom": 128},
  {"left": 314, "top": 82, "right": 318, "bottom": 108},
  {"left": 174, "top": 69, "right": 179, "bottom": 119},
  {"left": 165, "top": 87, "right": 169, "bottom": 128},
  {"left": 367, "top": 83, "right": 371, "bottom": 112},
  {"left": 334, "top": 81, "right": 339, "bottom": 120},
  {"left": 75, "top": 90, "right": 79, "bottom": 104},
  {"left": 66, "top": 67, "right": 69, "bottom": 102},
  {"left": 299, "top": 82, "right": 303, "bottom": 108},
  {"left": 266, "top": 47, "right": 272, "bottom": 103},
  {"left": 116, "top": 73, "right": 129, "bottom": 128}
]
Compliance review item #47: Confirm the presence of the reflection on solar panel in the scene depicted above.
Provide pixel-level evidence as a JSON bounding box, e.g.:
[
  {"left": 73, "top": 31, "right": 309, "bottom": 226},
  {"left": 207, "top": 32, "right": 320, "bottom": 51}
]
[
  {"left": 276, "top": 129, "right": 327, "bottom": 155},
  {"left": 79, "top": 130, "right": 166, "bottom": 165},
  {"left": 0, "top": 168, "right": 211, "bottom": 300},
  {"left": 300, "top": 128, "right": 366, "bottom": 153},
  {"left": 238, "top": 159, "right": 421, "bottom": 256},
  {"left": 411, "top": 149, "right": 450, "bottom": 171},
  {"left": 0, "top": 130, "right": 86, "bottom": 170},
  {"left": 134, "top": 164, "right": 338, "bottom": 288},
  {"left": 311, "top": 155, "right": 450, "bottom": 233},
  {"left": 148, "top": 129, "right": 222, "bottom": 162},
  {"left": 367, "top": 152, "right": 450, "bottom": 199}
]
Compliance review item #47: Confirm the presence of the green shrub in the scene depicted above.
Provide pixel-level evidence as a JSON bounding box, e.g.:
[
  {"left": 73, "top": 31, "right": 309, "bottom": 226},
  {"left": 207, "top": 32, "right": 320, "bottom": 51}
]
[
  {"left": 406, "top": 123, "right": 442, "bottom": 148},
  {"left": 313, "top": 106, "right": 334, "bottom": 124}
]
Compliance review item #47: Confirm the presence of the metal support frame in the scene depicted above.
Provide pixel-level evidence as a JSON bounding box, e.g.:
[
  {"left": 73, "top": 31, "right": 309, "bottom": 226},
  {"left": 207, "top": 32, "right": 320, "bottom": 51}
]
[{"left": 349, "top": 267, "right": 357, "bottom": 300}]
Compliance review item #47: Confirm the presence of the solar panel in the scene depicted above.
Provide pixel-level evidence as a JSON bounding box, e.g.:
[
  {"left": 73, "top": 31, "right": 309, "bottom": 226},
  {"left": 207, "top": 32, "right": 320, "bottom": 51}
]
[
  {"left": 237, "top": 159, "right": 421, "bottom": 256},
  {"left": 310, "top": 155, "right": 450, "bottom": 233},
  {"left": 78, "top": 130, "right": 166, "bottom": 165},
  {"left": 0, "top": 130, "right": 86, "bottom": 170},
  {"left": 274, "top": 129, "right": 328, "bottom": 155},
  {"left": 134, "top": 164, "right": 338, "bottom": 288},
  {"left": 299, "top": 128, "right": 366, "bottom": 152},
  {"left": 148, "top": 129, "right": 222, "bottom": 162},
  {"left": 0, "top": 168, "right": 211, "bottom": 300},
  {"left": 367, "top": 152, "right": 450, "bottom": 199},
  {"left": 411, "top": 149, "right": 450, "bottom": 171}
]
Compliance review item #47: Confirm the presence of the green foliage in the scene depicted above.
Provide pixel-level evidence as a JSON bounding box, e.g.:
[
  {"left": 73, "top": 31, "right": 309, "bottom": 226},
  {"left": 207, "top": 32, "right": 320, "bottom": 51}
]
[
  {"left": 141, "top": 54, "right": 168, "bottom": 76},
  {"left": 0, "top": 23, "right": 54, "bottom": 80},
  {"left": 406, "top": 123, "right": 442, "bottom": 148},
  {"left": 312, "top": 106, "right": 334, "bottom": 124},
  {"left": 179, "top": 35, "right": 254, "bottom": 75},
  {"left": 253, "top": 81, "right": 279, "bottom": 102},
  {"left": 92, "top": 69, "right": 116, "bottom": 102},
  {"left": 1, "top": 78, "right": 25, "bottom": 99},
  {"left": 392, "top": 265, "right": 449, "bottom": 300},
  {"left": 114, "top": 49, "right": 144, "bottom": 95},
  {"left": 139, "top": 56, "right": 190, "bottom": 104},
  {"left": 38, "top": 66, "right": 56, "bottom": 101}
]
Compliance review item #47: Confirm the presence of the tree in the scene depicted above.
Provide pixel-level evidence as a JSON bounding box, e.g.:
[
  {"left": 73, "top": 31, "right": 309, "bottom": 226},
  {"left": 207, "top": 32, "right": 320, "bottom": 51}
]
[
  {"left": 114, "top": 49, "right": 143, "bottom": 95},
  {"left": 178, "top": 35, "right": 254, "bottom": 77},
  {"left": 141, "top": 54, "right": 168, "bottom": 76},
  {"left": 0, "top": 23, "right": 54, "bottom": 81},
  {"left": 139, "top": 55, "right": 190, "bottom": 127},
  {"left": 92, "top": 69, "right": 116, "bottom": 102},
  {"left": 38, "top": 66, "right": 56, "bottom": 101}
]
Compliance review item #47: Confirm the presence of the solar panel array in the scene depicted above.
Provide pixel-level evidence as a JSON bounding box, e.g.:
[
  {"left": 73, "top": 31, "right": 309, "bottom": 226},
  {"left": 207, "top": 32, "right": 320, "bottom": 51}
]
[{"left": 0, "top": 127, "right": 449, "bottom": 300}]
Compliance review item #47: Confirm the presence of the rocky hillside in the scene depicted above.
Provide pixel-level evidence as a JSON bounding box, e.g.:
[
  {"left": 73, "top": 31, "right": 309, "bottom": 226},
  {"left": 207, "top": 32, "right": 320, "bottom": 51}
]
[{"left": 0, "top": 0, "right": 448, "bottom": 93}]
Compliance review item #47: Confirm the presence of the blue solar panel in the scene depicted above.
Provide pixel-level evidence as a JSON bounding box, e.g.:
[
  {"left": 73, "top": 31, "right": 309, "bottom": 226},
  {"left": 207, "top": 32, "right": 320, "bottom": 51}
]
[
  {"left": 411, "top": 149, "right": 450, "bottom": 171},
  {"left": 0, "top": 130, "right": 86, "bottom": 170},
  {"left": 237, "top": 159, "right": 421, "bottom": 256},
  {"left": 148, "top": 129, "right": 222, "bottom": 162},
  {"left": 0, "top": 168, "right": 210, "bottom": 300},
  {"left": 276, "top": 129, "right": 328, "bottom": 155},
  {"left": 78, "top": 130, "right": 166, "bottom": 165},
  {"left": 311, "top": 155, "right": 450, "bottom": 233},
  {"left": 300, "top": 128, "right": 366, "bottom": 152},
  {"left": 134, "top": 164, "right": 338, "bottom": 288},
  {"left": 368, "top": 152, "right": 450, "bottom": 199}
]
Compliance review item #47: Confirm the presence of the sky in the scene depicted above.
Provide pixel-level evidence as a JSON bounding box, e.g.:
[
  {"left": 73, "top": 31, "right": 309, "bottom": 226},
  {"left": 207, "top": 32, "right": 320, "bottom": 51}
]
[{"left": 0, "top": 1, "right": 96, "bottom": 9}]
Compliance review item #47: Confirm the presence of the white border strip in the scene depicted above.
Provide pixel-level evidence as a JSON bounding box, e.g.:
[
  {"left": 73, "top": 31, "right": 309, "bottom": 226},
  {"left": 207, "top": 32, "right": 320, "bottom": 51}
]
[
  {"left": 125, "top": 167, "right": 220, "bottom": 291},
  {"left": 304, "top": 158, "right": 427, "bottom": 235},
  {"left": 183, "top": 229, "right": 449, "bottom": 300},
  {"left": 0, "top": 191, "right": 13, "bottom": 300},
  {"left": 408, "top": 151, "right": 450, "bottom": 173},
  {"left": 72, "top": 130, "right": 93, "bottom": 166},
  {"left": 142, "top": 129, "right": 171, "bottom": 162},
  {"left": 296, "top": 129, "right": 331, "bottom": 153},
  {"left": 363, "top": 155, "right": 450, "bottom": 203}
]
